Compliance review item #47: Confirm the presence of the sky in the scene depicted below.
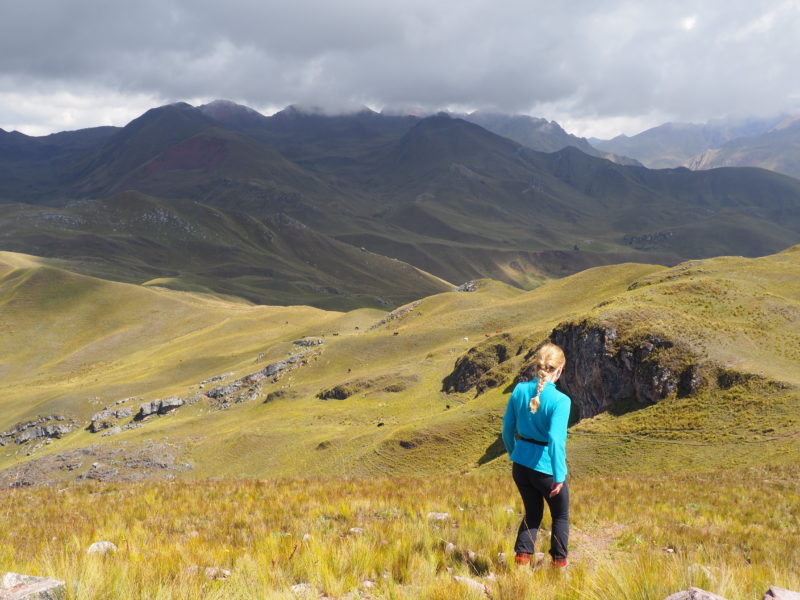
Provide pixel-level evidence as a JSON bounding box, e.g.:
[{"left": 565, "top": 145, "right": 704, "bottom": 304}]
[{"left": 2, "top": 0, "right": 800, "bottom": 139}]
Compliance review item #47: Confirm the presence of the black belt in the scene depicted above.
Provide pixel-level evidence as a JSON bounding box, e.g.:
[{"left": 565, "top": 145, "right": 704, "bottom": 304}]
[{"left": 516, "top": 434, "right": 548, "bottom": 446}]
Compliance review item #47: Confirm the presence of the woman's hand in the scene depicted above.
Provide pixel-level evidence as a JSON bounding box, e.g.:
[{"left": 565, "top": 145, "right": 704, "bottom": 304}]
[{"left": 549, "top": 482, "right": 563, "bottom": 497}]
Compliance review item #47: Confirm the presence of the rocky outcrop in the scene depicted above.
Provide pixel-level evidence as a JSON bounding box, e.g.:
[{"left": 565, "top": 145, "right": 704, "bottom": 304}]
[
  {"left": 88, "top": 408, "right": 133, "bottom": 433},
  {"left": 293, "top": 337, "right": 324, "bottom": 347},
  {"left": 454, "top": 280, "right": 479, "bottom": 292},
  {"left": 442, "top": 334, "right": 523, "bottom": 394},
  {"left": 549, "top": 320, "right": 704, "bottom": 420},
  {"left": 369, "top": 301, "right": 421, "bottom": 330},
  {"left": 207, "top": 352, "right": 317, "bottom": 409},
  {"left": 764, "top": 587, "right": 800, "bottom": 600},
  {"left": 0, "top": 572, "right": 65, "bottom": 600},
  {"left": 0, "top": 416, "right": 75, "bottom": 446},
  {"left": 134, "top": 398, "right": 184, "bottom": 421}
]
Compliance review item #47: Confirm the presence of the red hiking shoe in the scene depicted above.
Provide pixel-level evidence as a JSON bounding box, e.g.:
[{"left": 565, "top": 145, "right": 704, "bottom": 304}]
[{"left": 514, "top": 552, "right": 532, "bottom": 565}]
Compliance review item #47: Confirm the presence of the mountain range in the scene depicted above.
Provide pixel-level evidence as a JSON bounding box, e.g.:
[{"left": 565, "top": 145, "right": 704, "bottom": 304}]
[
  {"left": 592, "top": 114, "right": 800, "bottom": 180},
  {"left": 1, "top": 100, "right": 800, "bottom": 309}
]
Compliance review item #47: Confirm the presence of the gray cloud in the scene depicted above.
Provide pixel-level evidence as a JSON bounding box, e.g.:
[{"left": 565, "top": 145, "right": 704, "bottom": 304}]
[{"left": 2, "top": 0, "right": 800, "bottom": 136}]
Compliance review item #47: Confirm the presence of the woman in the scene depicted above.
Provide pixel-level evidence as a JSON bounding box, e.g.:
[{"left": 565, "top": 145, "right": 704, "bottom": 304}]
[{"left": 502, "top": 342, "right": 570, "bottom": 567}]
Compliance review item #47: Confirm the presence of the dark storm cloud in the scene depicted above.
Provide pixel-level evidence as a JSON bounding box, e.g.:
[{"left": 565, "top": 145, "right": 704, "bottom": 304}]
[{"left": 2, "top": 0, "right": 800, "bottom": 135}]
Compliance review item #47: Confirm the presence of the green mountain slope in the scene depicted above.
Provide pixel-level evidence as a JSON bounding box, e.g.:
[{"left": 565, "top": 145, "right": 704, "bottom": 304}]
[{"left": 1, "top": 246, "right": 797, "bottom": 486}]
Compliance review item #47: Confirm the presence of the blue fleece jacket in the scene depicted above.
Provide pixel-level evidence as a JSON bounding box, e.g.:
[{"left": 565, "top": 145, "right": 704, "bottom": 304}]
[{"left": 502, "top": 379, "right": 571, "bottom": 482}]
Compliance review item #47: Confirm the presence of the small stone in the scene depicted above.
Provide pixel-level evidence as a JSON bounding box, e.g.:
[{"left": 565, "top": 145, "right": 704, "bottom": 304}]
[
  {"left": 453, "top": 575, "right": 488, "bottom": 595},
  {"left": 349, "top": 527, "right": 364, "bottom": 534},
  {"left": 290, "top": 582, "right": 313, "bottom": 595},
  {"left": 444, "top": 542, "right": 456, "bottom": 555},
  {"left": 87, "top": 541, "right": 117, "bottom": 555},
  {"left": 466, "top": 549, "right": 477, "bottom": 561},
  {"left": 663, "top": 588, "right": 731, "bottom": 600},
  {"left": 204, "top": 567, "right": 230, "bottom": 580},
  {"left": 302, "top": 533, "right": 312, "bottom": 542},
  {"left": 427, "top": 512, "right": 450, "bottom": 521},
  {"left": 360, "top": 580, "right": 376, "bottom": 589},
  {"left": 497, "top": 552, "right": 507, "bottom": 564}
]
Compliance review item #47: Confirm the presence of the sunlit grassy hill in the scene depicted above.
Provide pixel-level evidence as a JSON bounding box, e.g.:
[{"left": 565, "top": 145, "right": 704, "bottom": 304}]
[{"left": 1, "top": 246, "right": 798, "bottom": 487}]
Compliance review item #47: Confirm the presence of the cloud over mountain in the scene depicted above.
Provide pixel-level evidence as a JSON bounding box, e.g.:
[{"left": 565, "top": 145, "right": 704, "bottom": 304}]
[{"left": 2, "top": 1, "right": 800, "bottom": 136}]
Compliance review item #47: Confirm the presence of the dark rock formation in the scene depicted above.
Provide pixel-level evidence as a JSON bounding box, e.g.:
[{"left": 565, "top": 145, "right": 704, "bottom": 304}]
[
  {"left": 134, "top": 398, "right": 184, "bottom": 420},
  {"left": 442, "top": 334, "right": 517, "bottom": 394},
  {"left": 549, "top": 320, "right": 704, "bottom": 421}
]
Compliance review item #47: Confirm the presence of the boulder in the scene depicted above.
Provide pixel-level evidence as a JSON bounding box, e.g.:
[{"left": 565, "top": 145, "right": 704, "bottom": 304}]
[
  {"left": 88, "top": 411, "right": 116, "bottom": 433},
  {"left": 0, "top": 572, "right": 65, "bottom": 600},
  {"left": 764, "top": 588, "right": 800, "bottom": 600},
  {"left": 135, "top": 398, "right": 184, "bottom": 420},
  {"left": 663, "top": 588, "right": 730, "bottom": 600},
  {"left": 86, "top": 541, "right": 117, "bottom": 555}
]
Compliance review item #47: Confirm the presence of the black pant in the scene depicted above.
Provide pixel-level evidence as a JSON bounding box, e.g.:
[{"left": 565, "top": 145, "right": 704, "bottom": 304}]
[{"left": 512, "top": 462, "right": 569, "bottom": 559}]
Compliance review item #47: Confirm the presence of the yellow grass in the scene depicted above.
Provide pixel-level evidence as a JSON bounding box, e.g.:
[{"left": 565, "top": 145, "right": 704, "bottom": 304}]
[{"left": 1, "top": 468, "right": 798, "bottom": 599}]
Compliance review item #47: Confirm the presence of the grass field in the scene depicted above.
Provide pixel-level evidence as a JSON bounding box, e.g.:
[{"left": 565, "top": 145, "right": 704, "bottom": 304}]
[{"left": 1, "top": 467, "right": 798, "bottom": 599}]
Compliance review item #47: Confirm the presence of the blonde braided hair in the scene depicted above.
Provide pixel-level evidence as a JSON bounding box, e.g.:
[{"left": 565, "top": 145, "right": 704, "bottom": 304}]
[{"left": 529, "top": 342, "right": 566, "bottom": 413}]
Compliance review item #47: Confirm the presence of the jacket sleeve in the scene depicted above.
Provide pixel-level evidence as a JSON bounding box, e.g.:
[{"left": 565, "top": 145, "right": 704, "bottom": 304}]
[
  {"left": 548, "top": 394, "right": 571, "bottom": 483},
  {"left": 502, "top": 385, "right": 521, "bottom": 457}
]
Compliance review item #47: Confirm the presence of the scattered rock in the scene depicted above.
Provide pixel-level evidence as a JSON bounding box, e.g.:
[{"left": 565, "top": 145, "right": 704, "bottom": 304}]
[
  {"left": 186, "top": 566, "right": 231, "bottom": 580},
  {"left": 764, "top": 588, "right": 800, "bottom": 600},
  {"left": 445, "top": 542, "right": 456, "bottom": 555},
  {"left": 0, "top": 572, "right": 65, "bottom": 600},
  {"left": 293, "top": 337, "right": 324, "bottom": 347},
  {"left": 207, "top": 353, "right": 315, "bottom": 408},
  {"left": 454, "top": 280, "right": 479, "bottom": 292},
  {"left": 663, "top": 588, "right": 730, "bottom": 600},
  {"left": 349, "top": 527, "right": 364, "bottom": 534},
  {"left": 290, "top": 582, "right": 313, "bottom": 596},
  {"left": 369, "top": 301, "right": 421, "bottom": 330},
  {"left": 86, "top": 541, "right": 117, "bottom": 555}
]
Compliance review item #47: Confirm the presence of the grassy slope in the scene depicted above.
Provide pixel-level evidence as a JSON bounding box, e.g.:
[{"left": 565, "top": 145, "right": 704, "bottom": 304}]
[{"left": 1, "top": 246, "right": 798, "bottom": 483}]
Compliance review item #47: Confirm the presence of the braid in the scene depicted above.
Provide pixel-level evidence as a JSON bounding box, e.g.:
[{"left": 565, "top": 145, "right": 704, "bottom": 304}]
[
  {"left": 529, "top": 364, "right": 548, "bottom": 413},
  {"left": 528, "top": 343, "right": 566, "bottom": 414}
]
